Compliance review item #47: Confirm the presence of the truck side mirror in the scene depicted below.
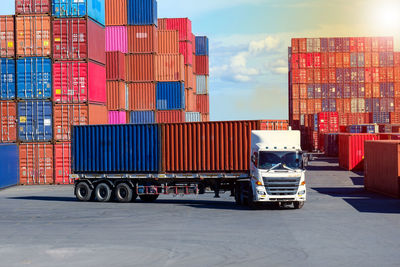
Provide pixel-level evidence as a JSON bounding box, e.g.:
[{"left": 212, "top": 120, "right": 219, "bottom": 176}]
[
  {"left": 302, "top": 153, "right": 308, "bottom": 168},
  {"left": 251, "top": 153, "right": 258, "bottom": 167}
]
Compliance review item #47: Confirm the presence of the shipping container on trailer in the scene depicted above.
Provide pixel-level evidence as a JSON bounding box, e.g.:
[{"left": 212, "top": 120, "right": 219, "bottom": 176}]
[
  {"left": 195, "top": 36, "right": 209, "bottom": 56},
  {"left": 155, "top": 54, "right": 184, "bottom": 81},
  {"left": 0, "top": 144, "right": 19, "bottom": 189},
  {"left": 18, "top": 100, "right": 52, "bottom": 142},
  {"left": 185, "top": 112, "right": 201, "bottom": 122},
  {"left": 52, "top": 0, "right": 105, "bottom": 26},
  {"left": 156, "top": 110, "right": 185, "bottom": 123},
  {"left": 196, "top": 75, "right": 208, "bottom": 95},
  {"left": 156, "top": 82, "right": 185, "bottom": 110},
  {"left": 128, "top": 82, "right": 156, "bottom": 111},
  {"left": 127, "top": 25, "right": 157, "bottom": 54},
  {"left": 130, "top": 110, "right": 155, "bottom": 124},
  {"left": 105, "top": 26, "right": 127, "bottom": 53},
  {"left": 0, "top": 101, "right": 17, "bottom": 142},
  {"left": 157, "top": 30, "right": 179, "bottom": 54},
  {"left": 127, "top": 0, "right": 157, "bottom": 26},
  {"left": 15, "top": 0, "right": 51, "bottom": 14},
  {"left": 105, "top": 0, "right": 127, "bottom": 26},
  {"left": 0, "top": 16, "right": 15, "bottom": 58},
  {"left": 126, "top": 54, "right": 156, "bottom": 82},
  {"left": 158, "top": 18, "right": 191, "bottom": 42},
  {"left": 16, "top": 15, "right": 51, "bottom": 57},
  {"left": 106, "top": 51, "right": 125, "bottom": 81},
  {"left": 19, "top": 142, "right": 53, "bottom": 184},
  {"left": 54, "top": 142, "right": 73, "bottom": 184},
  {"left": 195, "top": 55, "right": 209, "bottom": 75},
  {"left": 0, "top": 59, "right": 16, "bottom": 100},
  {"left": 53, "top": 60, "right": 106, "bottom": 103},
  {"left": 52, "top": 17, "right": 105, "bottom": 64},
  {"left": 108, "top": 111, "right": 127, "bottom": 124},
  {"left": 16, "top": 57, "right": 52, "bottom": 100},
  {"left": 106, "top": 81, "right": 128, "bottom": 110}
]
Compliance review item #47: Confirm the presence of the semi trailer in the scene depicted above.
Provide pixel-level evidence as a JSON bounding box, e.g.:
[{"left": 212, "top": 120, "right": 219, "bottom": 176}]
[{"left": 71, "top": 120, "right": 307, "bottom": 208}]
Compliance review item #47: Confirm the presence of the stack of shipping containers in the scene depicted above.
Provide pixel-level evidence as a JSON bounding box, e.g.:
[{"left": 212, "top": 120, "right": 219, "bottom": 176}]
[
  {"left": 195, "top": 36, "right": 210, "bottom": 122},
  {"left": 289, "top": 37, "right": 399, "bottom": 152}
]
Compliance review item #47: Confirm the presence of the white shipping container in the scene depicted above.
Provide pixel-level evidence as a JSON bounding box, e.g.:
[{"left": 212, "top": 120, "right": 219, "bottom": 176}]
[
  {"left": 307, "top": 38, "right": 314, "bottom": 53},
  {"left": 196, "top": 75, "right": 209, "bottom": 95},
  {"left": 313, "top": 38, "right": 321, "bottom": 52},
  {"left": 351, "top": 99, "right": 358, "bottom": 113},
  {"left": 185, "top": 112, "right": 201, "bottom": 122},
  {"left": 358, "top": 98, "right": 365, "bottom": 113}
]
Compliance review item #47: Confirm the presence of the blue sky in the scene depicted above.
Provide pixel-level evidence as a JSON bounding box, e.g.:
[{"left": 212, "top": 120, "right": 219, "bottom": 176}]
[{"left": 3, "top": 0, "right": 400, "bottom": 121}]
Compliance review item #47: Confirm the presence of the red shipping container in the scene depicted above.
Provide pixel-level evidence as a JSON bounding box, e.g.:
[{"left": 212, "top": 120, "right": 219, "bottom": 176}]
[
  {"left": 372, "top": 68, "right": 380, "bottom": 82},
  {"left": 291, "top": 84, "right": 299, "bottom": 99},
  {"left": 314, "top": 99, "right": 322, "bottom": 113},
  {"left": 299, "top": 69, "right": 307, "bottom": 83},
  {"left": 15, "top": 0, "right": 51, "bottom": 14},
  {"left": 128, "top": 83, "right": 156, "bottom": 111},
  {"left": 291, "top": 69, "right": 299, "bottom": 83},
  {"left": 106, "top": 51, "right": 125, "bottom": 81},
  {"left": 378, "top": 37, "right": 388, "bottom": 51},
  {"left": 390, "top": 112, "right": 400, "bottom": 123},
  {"left": 53, "top": 61, "right": 106, "bottom": 104},
  {"left": 298, "top": 53, "right": 306, "bottom": 68},
  {"left": 394, "top": 67, "right": 400, "bottom": 83},
  {"left": 379, "top": 67, "right": 387, "bottom": 82},
  {"left": 156, "top": 54, "right": 184, "bottom": 81},
  {"left": 314, "top": 69, "right": 321, "bottom": 83},
  {"left": 372, "top": 83, "right": 380, "bottom": 97},
  {"left": 343, "top": 99, "right": 351, "bottom": 113},
  {"left": 299, "top": 38, "right": 307, "bottom": 53},
  {"left": 394, "top": 52, "right": 400, "bottom": 66},
  {"left": 336, "top": 52, "right": 343, "bottom": 68},
  {"left": 306, "top": 69, "right": 314, "bottom": 83},
  {"left": 292, "top": 99, "right": 299, "bottom": 114},
  {"left": 157, "top": 110, "right": 185, "bottom": 123},
  {"left": 349, "top": 37, "right": 358, "bottom": 52},
  {"left": 364, "top": 53, "right": 371, "bottom": 67},
  {"left": 306, "top": 53, "right": 313, "bottom": 68},
  {"left": 54, "top": 142, "right": 73, "bottom": 185},
  {"left": 195, "top": 55, "right": 209, "bottom": 75},
  {"left": 318, "top": 112, "right": 339, "bottom": 133},
  {"left": 387, "top": 67, "right": 394, "bottom": 82},
  {"left": 158, "top": 18, "right": 192, "bottom": 42},
  {"left": 365, "top": 83, "right": 372, "bottom": 98},
  {"left": 364, "top": 37, "right": 372, "bottom": 52},
  {"left": 291, "top": 53, "right": 299, "bottom": 69},
  {"left": 185, "top": 65, "right": 194, "bottom": 89},
  {"left": 395, "top": 83, "right": 400, "bottom": 98},
  {"left": 328, "top": 68, "right": 336, "bottom": 83},
  {"left": 291, "top": 38, "right": 299, "bottom": 53},
  {"left": 0, "top": 101, "right": 17, "bottom": 142},
  {"left": 365, "top": 68, "right": 372, "bottom": 83},
  {"left": 126, "top": 54, "right": 156, "bottom": 82},
  {"left": 19, "top": 143, "right": 53, "bottom": 185},
  {"left": 179, "top": 41, "right": 193, "bottom": 65},
  {"left": 328, "top": 53, "right": 336, "bottom": 67},
  {"left": 196, "top": 94, "right": 209, "bottom": 113},
  {"left": 372, "top": 52, "right": 379, "bottom": 67},
  {"left": 16, "top": 15, "right": 51, "bottom": 57},
  {"left": 395, "top": 98, "right": 400, "bottom": 111},
  {"left": 357, "top": 37, "right": 365, "bottom": 52},
  {"left": 320, "top": 53, "right": 328, "bottom": 68},
  {"left": 127, "top": 25, "right": 157, "bottom": 54},
  {"left": 0, "top": 16, "right": 15, "bottom": 57},
  {"left": 307, "top": 99, "right": 315, "bottom": 114},
  {"left": 339, "top": 134, "right": 379, "bottom": 171},
  {"left": 52, "top": 18, "right": 105, "bottom": 64},
  {"left": 107, "top": 81, "right": 127, "bottom": 111},
  {"left": 336, "top": 99, "right": 344, "bottom": 113},
  {"left": 299, "top": 84, "right": 307, "bottom": 99},
  {"left": 371, "top": 37, "right": 379, "bottom": 52},
  {"left": 321, "top": 69, "right": 328, "bottom": 83},
  {"left": 343, "top": 53, "right": 350, "bottom": 68},
  {"left": 300, "top": 100, "right": 307, "bottom": 114}
]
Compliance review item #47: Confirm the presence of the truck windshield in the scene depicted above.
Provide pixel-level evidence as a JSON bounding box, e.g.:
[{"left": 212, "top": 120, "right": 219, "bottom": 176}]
[{"left": 258, "top": 151, "right": 302, "bottom": 170}]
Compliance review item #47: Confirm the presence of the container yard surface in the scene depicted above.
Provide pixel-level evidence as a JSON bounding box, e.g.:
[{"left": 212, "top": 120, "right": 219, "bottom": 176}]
[{"left": 0, "top": 158, "right": 400, "bottom": 267}]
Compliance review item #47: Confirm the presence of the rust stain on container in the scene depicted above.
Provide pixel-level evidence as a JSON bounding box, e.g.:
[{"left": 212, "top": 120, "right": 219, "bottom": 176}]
[{"left": 155, "top": 54, "right": 184, "bottom": 81}]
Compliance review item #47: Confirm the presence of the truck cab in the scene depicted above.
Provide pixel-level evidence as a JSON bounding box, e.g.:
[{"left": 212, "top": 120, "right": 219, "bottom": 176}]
[{"left": 245, "top": 130, "right": 306, "bottom": 208}]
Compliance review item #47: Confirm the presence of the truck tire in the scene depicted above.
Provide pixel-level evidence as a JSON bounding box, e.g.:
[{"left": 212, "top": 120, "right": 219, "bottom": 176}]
[
  {"left": 234, "top": 183, "right": 242, "bottom": 205},
  {"left": 95, "top": 183, "right": 112, "bottom": 202},
  {"left": 293, "top": 201, "right": 304, "bottom": 209},
  {"left": 115, "top": 183, "right": 133, "bottom": 203},
  {"left": 139, "top": 194, "right": 159, "bottom": 202},
  {"left": 75, "top": 182, "right": 92, "bottom": 202}
]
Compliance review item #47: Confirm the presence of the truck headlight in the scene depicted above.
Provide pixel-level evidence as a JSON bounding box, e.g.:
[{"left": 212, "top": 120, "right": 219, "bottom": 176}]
[
  {"left": 298, "top": 190, "right": 306, "bottom": 195},
  {"left": 257, "top": 190, "right": 266, "bottom": 195}
]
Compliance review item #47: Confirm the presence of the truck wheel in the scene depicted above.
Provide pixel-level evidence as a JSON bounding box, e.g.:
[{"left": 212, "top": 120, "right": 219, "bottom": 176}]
[
  {"left": 75, "top": 182, "right": 92, "bottom": 202},
  {"left": 115, "top": 183, "right": 133, "bottom": 203},
  {"left": 293, "top": 201, "right": 304, "bottom": 209},
  {"left": 95, "top": 183, "right": 112, "bottom": 202},
  {"left": 139, "top": 194, "right": 159, "bottom": 202},
  {"left": 234, "top": 183, "right": 242, "bottom": 205}
]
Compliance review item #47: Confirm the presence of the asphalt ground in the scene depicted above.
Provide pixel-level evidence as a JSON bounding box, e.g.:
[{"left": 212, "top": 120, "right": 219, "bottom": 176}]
[{"left": 0, "top": 158, "right": 400, "bottom": 267}]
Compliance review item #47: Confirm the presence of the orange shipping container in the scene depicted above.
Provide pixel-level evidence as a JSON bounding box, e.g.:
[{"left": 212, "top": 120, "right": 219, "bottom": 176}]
[
  {"left": 19, "top": 143, "right": 53, "bottom": 185},
  {"left": 185, "top": 88, "right": 196, "bottom": 112},
  {"left": 128, "top": 82, "right": 156, "bottom": 111},
  {"left": 291, "top": 39, "right": 299, "bottom": 53},
  {"left": 157, "top": 110, "right": 185, "bottom": 123},
  {"left": 201, "top": 113, "right": 210, "bottom": 122},
  {"left": 196, "top": 94, "right": 209, "bottom": 114},
  {"left": 343, "top": 53, "right": 350, "bottom": 68},
  {"left": 155, "top": 54, "right": 184, "bottom": 81},
  {"left": 335, "top": 52, "right": 343, "bottom": 68},
  {"left": 299, "top": 38, "right": 306, "bottom": 53},
  {"left": 127, "top": 25, "right": 157, "bottom": 54},
  {"left": 107, "top": 81, "right": 128, "bottom": 111},
  {"left": 185, "top": 65, "right": 194, "bottom": 89},
  {"left": 365, "top": 83, "right": 372, "bottom": 98},
  {"left": 0, "top": 16, "right": 15, "bottom": 57},
  {"left": 88, "top": 104, "right": 108, "bottom": 124},
  {"left": 291, "top": 84, "right": 299, "bottom": 99},
  {"left": 158, "top": 30, "right": 179, "bottom": 54},
  {"left": 54, "top": 142, "right": 73, "bottom": 185},
  {"left": 0, "top": 101, "right": 17, "bottom": 142},
  {"left": 365, "top": 53, "right": 371, "bottom": 67},
  {"left": 126, "top": 54, "right": 156, "bottom": 82},
  {"left": 16, "top": 15, "right": 51, "bottom": 57},
  {"left": 314, "top": 99, "right": 322, "bottom": 113},
  {"left": 105, "top": 0, "right": 127, "bottom": 26},
  {"left": 395, "top": 83, "right": 400, "bottom": 98}
]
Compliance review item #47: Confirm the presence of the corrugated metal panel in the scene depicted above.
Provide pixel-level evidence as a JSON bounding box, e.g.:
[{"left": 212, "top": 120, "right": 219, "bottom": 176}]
[
  {"left": 157, "top": 110, "right": 184, "bottom": 123},
  {"left": 72, "top": 124, "right": 161, "bottom": 173},
  {"left": 54, "top": 142, "right": 73, "bottom": 185},
  {"left": 184, "top": 65, "right": 194, "bottom": 89},
  {"left": 158, "top": 30, "right": 179, "bottom": 54},
  {"left": 127, "top": 0, "right": 157, "bottom": 26},
  {"left": 0, "top": 59, "right": 16, "bottom": 100},
  {"left": 128, "top": 82, "right": 155, "bottom": 111},
  {"left": 0, "top": 144, "right": 18, "bottom": 189},
  {"left": 196, "top": 94, "right": 209, "bottom": 113},
  {"left": 156, "top": 82, "right": 185, "bottom": 110},
  {"left": 195, "top": 55, "right": 209, "bottom": 75},
  {"left": 0, "top": 101, "right": 17, "bottom": 142},
  {"left": 52, "top": 17, "right": 106, "bottom": 64},
  {"left": 88, "top": 104, "right": 108, "bottom": 124},
  {"left": 185, "top": 88, "right": 196, "bottom": 112},
  {"left": 105, "top": 26, "right": 127, "bottom": 53},
  {"left": 185, "top": 112, "right": 201, "bottom": 122},
  {"left": 16, "top": 15, "right": 51, "bottom": 57},
  {"left": 155, "top": 54, "right": 184, "bottom": 81},
  {"left": 17, "top": 57, "right": 52, "bottom": 100},
  {"left": 130, "top": 111, "right": 155, "bottom": 124},
  {"left": 126, "top": 54, "right": 156, "bottom": 82},
  {"left": 18, "top": 100, "right": 53, "bottom": 142},
  {"left": 19, "top": 143, "right": 53, "bottom": 185},
  {"left": 52, "top": 0, "right": 105, "bottom": 26},
  {"left": 179, "top": 41, "right": 193, "bottom": 65},
  {"left": 107, "top": 81, "right": 128, "bottom": 110},
  {"left": 161, "top": 121, "right": 261, "bottom": 172},
  {"left": 106, "top": 51, "right": 125, "bottom": 81},
  {"left": 196, "top": 75, "right": 208, "bottom": 95},
  {"left": 158, "top": 18, "right": 191, "bottom": 42},
  {"left": 195, "top": 36, "right": 209, "bottom": 56},
  {"left": 0, "top": 16, "right": 15, "bottom": 58},
  {"left": 105, "top": 0, "right": 127, "bottom": 26},
  {"left": 127, "top": 25, "right": 157, "bottom": 53},
  {"left": 53, "top": 104, "right": 88, "bottom": 141},
  {"left": 109, "top": 111, "right": 127, "bottom": 124},
  {"left": 15, "top": 0, "right": 51, "bottom": 14}
]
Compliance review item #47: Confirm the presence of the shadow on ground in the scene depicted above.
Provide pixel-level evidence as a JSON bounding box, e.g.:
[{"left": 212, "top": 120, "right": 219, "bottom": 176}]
[{"left": 312, "top": 187, "right": 400, "bottom": 214}]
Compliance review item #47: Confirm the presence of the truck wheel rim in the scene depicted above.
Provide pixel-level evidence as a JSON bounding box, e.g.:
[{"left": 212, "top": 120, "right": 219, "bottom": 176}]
[
  {"left": 119, "top": 188, "right": 127, "bottom": 198},
  {"left": 79, "top": 187, "right": 87, "bottom": 198},
  {"left": 99, "top": 187, "right": 107, "bottom": 198}
]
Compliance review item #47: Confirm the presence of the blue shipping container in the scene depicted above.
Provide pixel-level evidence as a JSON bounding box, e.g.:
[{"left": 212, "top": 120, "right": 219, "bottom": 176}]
[
  {"left": 0, "top": 59, "right": 16, "bottom": 100},
  {"left": 130, "top": 111, "right": 155, "bottom": 124},
  {"left": 72, "top": 124, "right": 160, "bottom": 173},
  {"left": 52, "top": 0, "right": 105, "bottom": 26},
  {"left": 18, "top": 101, "right": 53, "bottom": 142},
  {"left": 156, "top": 82, "right": 185, "bottom": 110},
  {"left": 0, "top": 144, "right": 19, "bottom": 189},
  {"left": 195, "top": 36, "right": 209, "bottom": 56},
  {"left": 17, "top": 58, "right": 52, "bottom": 100},
  {"left": 127, "top": 0, "right": 157, "bottom": 26}
]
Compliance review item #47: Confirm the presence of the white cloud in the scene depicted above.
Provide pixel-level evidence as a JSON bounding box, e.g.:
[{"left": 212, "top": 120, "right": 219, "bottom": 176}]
[{"left": 249, "top": 36, "right": 281, "bottom": 54}]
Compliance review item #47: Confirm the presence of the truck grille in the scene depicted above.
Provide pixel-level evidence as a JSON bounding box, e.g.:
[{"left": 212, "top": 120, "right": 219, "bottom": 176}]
[{"left": 263, "top": 177, "right": 300, "bottom": 196}]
